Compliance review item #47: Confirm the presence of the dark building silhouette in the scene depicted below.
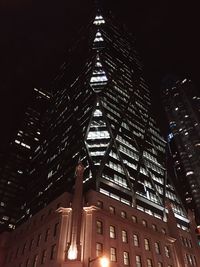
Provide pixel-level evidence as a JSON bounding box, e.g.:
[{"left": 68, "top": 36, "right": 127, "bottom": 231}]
[
  {"left": 0, "top": 88, "right": 50, "bottom": 232},
  {"left": 0, "top": 7, "right": 200, "bottom": 267},
  {"left": 162, "top": 77, "right": 200, "bottom": 226}
]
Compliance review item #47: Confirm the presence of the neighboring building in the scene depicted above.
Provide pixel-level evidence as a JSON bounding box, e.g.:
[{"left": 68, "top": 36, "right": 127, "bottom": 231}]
[
  {"left": 0, "top": 6, "right": 200, "bottom": 267},
  {"left": 162, "top": 77, "right": 200, "bottom": 226},
  {"left": 0, "top": 88, "right": 50, "bottom": 232}
]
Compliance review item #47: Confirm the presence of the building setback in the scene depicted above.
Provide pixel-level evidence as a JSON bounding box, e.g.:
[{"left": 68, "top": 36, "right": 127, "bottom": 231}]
[{"left": 0, "top": 6, "right": 200, "bottom": 267}]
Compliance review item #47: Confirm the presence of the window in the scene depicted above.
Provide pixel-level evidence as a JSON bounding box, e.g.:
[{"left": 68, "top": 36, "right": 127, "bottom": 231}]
[
  {"left": 121, "top": 211, "right": 127, "bottom": 218},
  {"left": 29, "top": 239, "right": 34, "bottom": 251},
  {"left": 132, "top": 215, "right": 137, "bottom": 223},
  {"left": 97, "top": 200, "right": 103, "bottom": 208},
  {"left": 50, "top": 244, "right": 56, "bottom": 260},
  {"left": 109, "top": 206, "right": 115, "bottom": 214},
  {"left": 136, "top": 255, "right": 142, "bottom": 267},
  {"left": 165, "top": 246, "right": 170, "bottom": 258},
  {"left": 96, "top": 243, "right": 103, "bottom": 257},
  {"left": 54, "top": 222, "right": 59, "bottom": 236},
  {"left": 41, "top": 250, "right": 47, "bottom": 264},
  {"left": 133, "top": 234, "right": 139, "bottom": 246},
  {"left": 142, "top": 220, "right": 147, "bottom": 227},
  {"left": 96, "top": 220, "right": 103, "bottom": 234},
  {"left": 158, "top": 262, "right": 163, "bottom": 267},
  {"left": 36, "top": 234, "right": 41, "bottom": 246},
  {"left": 144, "top": 238, "right": 150, "bottom": 251},
  {"left": 110, "top": 247, "right": 117, "bottom": 262},
  {"left": 123, "top": 251, "right": 130, "bottom": 265},
  {"left": 33, "top": 255, "right": 38, "bottom": 267},
  {"left": 45, "top": 228, "right": 50, "bottom": 241},
  {"left": 25, "top": 258, "right": 30, "bottom": 267},
  {"left": 22, "top": 242, "right": 27, "bottom": 254},
  {"left": 152, "top": 224, "right": 157, "bottom": 231},
  {"left": 147, "top": 259, "right": 153, "bottom": 267},
  {"left": 161, "top": 228, "right": 166, "bottom": 234},
  {"left": 122, "top": 230, "right": 128, "bottom": 243},
  {"left": 110, "top": 225, "right": 116, "bottom": 238},
  {"left": 155, "top": 242, "right": 160, "bottom": 254}
]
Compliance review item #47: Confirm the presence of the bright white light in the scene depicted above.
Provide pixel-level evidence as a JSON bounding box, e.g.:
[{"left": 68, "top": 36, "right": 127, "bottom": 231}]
[
  {"left": 68, "top": 245, "right": 78, "bottom": 260},
  {"left": 99, "top": 257, "right": 109, "bottom": 267}
]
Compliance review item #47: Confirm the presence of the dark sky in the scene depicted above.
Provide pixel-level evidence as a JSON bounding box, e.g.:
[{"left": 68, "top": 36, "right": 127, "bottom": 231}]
[{"left": 0, "top": 0, "right": 199, "bottom": 152}]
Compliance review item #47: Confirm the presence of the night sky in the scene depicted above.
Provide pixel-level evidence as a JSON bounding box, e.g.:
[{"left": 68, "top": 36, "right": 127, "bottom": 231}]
[{"left": 0, "top": 0, "right": 199, "bottom": 152}]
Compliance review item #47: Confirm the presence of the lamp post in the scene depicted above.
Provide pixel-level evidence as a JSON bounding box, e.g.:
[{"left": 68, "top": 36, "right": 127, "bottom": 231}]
[{"left": 88, "top": 256, "right": 109, "bottom": 267}]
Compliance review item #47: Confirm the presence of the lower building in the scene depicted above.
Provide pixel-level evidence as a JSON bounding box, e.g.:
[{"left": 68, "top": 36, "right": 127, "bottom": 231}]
[{"left": 0, "top": 166, "right": 199, "bottom": 267}]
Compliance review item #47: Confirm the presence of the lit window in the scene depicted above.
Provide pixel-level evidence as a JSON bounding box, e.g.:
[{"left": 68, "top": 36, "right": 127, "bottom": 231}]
[
  {"left": 144, "top": 238, "right": 150, "bottom": 251},
  {"left": 93, "top": 15, "right": 105, "bottom": 25},
  {"left": 136, "top": 255, "right": 142, "bottom": 267},
  {"left": 158, "top": 262, "right": 163, "bottom": 267},
  {"left": 165, "top": 246, "right": 170, "bottom": 258},
  {"left": 121, "top": 211, "right": 127, "bottom": 218},
  {"left": 142, "top": 220, "right": 147, "bottom": 227},
  {"left": 110, "top": 225, "right": 116, "bottom": 239},
  {"left": 161, "top": 228, "right": 166, "bottom": 234},
  {"left": 186, "top": 171, "right": 194, "bottom": 176},
  {"left": 94, "top": 30, "right": 104, "bottom": 42},
  {"left": 152, "top": 224, "right": 157, "bottom": 231},
  {"left": 97, "top": 201, "right": 103, "bottom": 208},
  {"left": 155, "top": 242, "right": 161, "bottom": 254},
  {"left": 110, "top": 247, "right": 117, "bottom": 262},
  {"left": 132, "top": 215, "right": 137, "bottom": 223},
  {"left": 133, "top": 234, "right": 139, "bottom": 247},
  {"left": 122, "top": 230, "right": 128, "bottom": 243},
  {"left": 123, "top": 252, "right": 130, "bottom": 265},
  {"left": 109, "top": 206, "right": 115, "bottom": 214},
  {"left": 96, "top": 243, "right": 103, "bottom": 257},
  {"left": 96, "top": 220, "right": 103, "bottom": 234},
  {"left": 147, "top": 259, "right": 153, "bottom": 267}
]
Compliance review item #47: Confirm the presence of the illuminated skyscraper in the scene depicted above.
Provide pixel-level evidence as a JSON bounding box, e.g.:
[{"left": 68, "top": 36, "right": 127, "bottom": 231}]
[
  {"left": 1, "top": 9, "right": 200, "bottom": 267},
  {"left": 19, "top": 10, "right": 189, "bottom": 229},
  {"left": 162, "top": 77, "right": 200, "bottom": 226}
]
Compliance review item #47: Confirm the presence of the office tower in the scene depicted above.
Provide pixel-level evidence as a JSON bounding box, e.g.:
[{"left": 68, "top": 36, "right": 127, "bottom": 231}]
[
  {"left": 1, "top": 8, "right": 200, "bottom": 267},
  {"left": 162, "top": 77, "right": 200, "bottom": 226},
  {"left": 0, "top": 88, "right": 50, "bottom": 232}
]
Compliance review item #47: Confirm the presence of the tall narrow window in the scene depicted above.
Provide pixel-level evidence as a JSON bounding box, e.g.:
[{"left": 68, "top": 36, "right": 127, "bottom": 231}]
[
  {"left": 122, "top": 230, "right": 128, "bottom": 243},
  {"left": 96, "top": 243, "right": 103, "bottom": 257},
  {"left": 142, "top": 220, "right": 147, "bottom": 227},
  {"left": 110, "top": 247, "right": 117, "bottom": 262},
  {"left": 54, "top": 222, "right": 59, "bottom": 236},
  {"left": 158, "top": 262, "right": 163, "bottom": 267},
  {"left": 109, "top": 206, "right": 115, "bottom": 214},
  {"left": 135, "top": 255, "right": 142, "bottom": 267},
  {"left": 25, "top": 258, "right": 30, "bottom": 267},
  {"left": 152, "top": 224, "right": 157, "bottom": 231},
  {"left": 22, "top": 242, "right": 27, "bottom": 255},
  {"left": 147, "top": 259, "right": 153, "bottom": 267},
  {"left": 41, "top": 250, "right": 47, "bottom": 264},
  {"left": 121, "top": 211, "right": 127, "bottom": 218},
  {"left": 133, "top": 234, "right": 139, "bottom": 247},
  {"left": 96, "top": 220, "right": 103, "bottom": 234},
  {"left": 33, "top": 255, "right": 38, "bottom": 267},
  {"left": 155, "top": 242, "right": 160, "bottom": 254},
  {"left": 36, "top": 234, "right": 41, "bottom": 247},
  {"left": 110, "top": 225, "right": 116, "bottom": 238},
  {"left": 29, "top": 239, "right": 34, "bottom": 251},
  {"left": 144, "top": 238, "right": 150, "bottom": 251},
  {"left": 123, "top": 251, "right": 130, "bottom": 265},
  {"left": 45, "top": 228, "right": 50, "bottom": 242},
  {"left": 97, "top": 201, "right": 103, "bottom": 208},
  {"left": 132, "top": 215, "right": 137, "bottom": 223},
  {"left": 164, "top": 246, "right": 170, "bottom": 258},
  {"left": 50, "top": 244, "right": 56, "bottom": 260}
]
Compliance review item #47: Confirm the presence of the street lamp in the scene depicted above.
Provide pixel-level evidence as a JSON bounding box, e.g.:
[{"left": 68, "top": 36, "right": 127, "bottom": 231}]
[{"left": 88, "top": 256, "right": 109, "bottom": 267}]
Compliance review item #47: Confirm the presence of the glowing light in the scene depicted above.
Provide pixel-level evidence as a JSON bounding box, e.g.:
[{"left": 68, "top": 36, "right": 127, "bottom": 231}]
[
  {"left": 68, "top": 245, "right": 78, "bottom": 260},
  {"left": 99, "top": 257, "right": 109, "bottom": 267}
]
